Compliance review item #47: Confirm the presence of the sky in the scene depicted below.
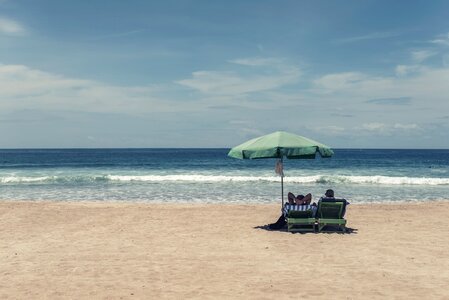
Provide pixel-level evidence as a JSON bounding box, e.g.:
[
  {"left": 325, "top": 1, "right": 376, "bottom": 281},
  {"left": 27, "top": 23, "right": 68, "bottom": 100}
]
[{"left": 1, "top": 0, "right": 449, "bottom": 148}]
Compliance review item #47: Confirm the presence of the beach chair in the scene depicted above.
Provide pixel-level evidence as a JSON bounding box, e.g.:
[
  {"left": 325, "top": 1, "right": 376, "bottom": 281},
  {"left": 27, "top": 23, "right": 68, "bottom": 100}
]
[
  {"left": 316, "top": 201, "right": 347, "bottom": 233},
  {"left": 287, "top": 209, "right": 317, "bottom": 233}
]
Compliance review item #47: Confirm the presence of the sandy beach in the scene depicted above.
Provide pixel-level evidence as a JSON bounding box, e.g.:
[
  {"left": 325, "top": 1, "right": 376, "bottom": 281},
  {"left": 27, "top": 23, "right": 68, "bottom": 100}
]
[{"left": 1, "top": 201, "right": 448, "bottom": 299}]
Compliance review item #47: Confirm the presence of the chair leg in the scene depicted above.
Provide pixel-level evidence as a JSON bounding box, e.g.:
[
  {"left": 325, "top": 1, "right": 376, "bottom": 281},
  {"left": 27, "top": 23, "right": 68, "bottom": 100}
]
[{"left": 318, "top": 223, "right": 325, "bottom": 232}]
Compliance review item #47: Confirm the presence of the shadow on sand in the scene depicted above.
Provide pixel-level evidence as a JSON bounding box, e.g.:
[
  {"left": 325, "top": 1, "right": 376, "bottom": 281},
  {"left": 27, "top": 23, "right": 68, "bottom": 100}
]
[{"left": 254, "top": 224, "right": 358, "bottom": 234}]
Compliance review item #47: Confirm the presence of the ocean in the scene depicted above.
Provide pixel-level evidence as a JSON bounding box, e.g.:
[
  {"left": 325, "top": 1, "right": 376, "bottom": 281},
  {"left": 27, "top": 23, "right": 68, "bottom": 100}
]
[{"left": 1, "top": 148, "right": 449, "bottom": 204}]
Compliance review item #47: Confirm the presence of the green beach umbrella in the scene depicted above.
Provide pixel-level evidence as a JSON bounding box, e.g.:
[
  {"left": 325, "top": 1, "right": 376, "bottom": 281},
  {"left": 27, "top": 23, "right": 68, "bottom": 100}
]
[{"left": 228, "top": 131, "right": 333, "bottom": 206}]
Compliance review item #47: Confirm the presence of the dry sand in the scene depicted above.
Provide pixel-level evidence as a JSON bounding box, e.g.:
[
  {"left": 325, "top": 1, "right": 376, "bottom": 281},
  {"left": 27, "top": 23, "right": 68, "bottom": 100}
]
[{"left": 1, "top": 200, "right": 449, "bottom": 299}]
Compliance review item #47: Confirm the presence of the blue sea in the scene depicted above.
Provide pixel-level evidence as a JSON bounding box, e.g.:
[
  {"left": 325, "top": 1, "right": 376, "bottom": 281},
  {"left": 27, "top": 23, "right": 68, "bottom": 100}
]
[{"left": 1, "top": 149, "right": 449, "bottom": 204}]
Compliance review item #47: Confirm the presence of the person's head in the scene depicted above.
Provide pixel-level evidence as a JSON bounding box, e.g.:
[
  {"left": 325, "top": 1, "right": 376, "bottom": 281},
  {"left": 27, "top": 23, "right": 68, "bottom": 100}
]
[
  {"left": 295, "top": 194, "right": 305, "bottom": 205},
  {"left": 325, "top": 189, "right": 334, "bottom": 197}
]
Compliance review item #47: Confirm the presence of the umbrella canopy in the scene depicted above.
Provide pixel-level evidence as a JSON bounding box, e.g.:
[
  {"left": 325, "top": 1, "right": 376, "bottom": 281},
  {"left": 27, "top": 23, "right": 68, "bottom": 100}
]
[
  {"left": 228, "top": 131, "right": 333, "bottom": 159},
  {"left": 228, "top": 131, "right": 333, "bottom": 206}
]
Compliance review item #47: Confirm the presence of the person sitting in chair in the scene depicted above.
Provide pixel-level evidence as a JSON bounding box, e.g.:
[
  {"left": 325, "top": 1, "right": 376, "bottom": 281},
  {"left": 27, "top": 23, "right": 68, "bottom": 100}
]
[
  {"left": 324, "top": 189, "right": 334, "bottom": 198},
  {"left": 268, "top": 192, "right": 313, "bottom": 230},
  {"left": 295, "top": 193, "right": 312, "bottom": 205},
  {"left": 318, "top": 189, "right": 350, "bottom": 217},
  {"left": 288, "top": 192, "right": 312, "bottom": 205}
]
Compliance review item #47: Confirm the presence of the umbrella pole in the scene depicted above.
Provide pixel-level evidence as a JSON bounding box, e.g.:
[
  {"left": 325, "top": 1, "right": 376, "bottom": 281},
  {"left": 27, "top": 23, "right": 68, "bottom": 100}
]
[{"left": 281, "top": 157, "right": 284, "bottom": 208}]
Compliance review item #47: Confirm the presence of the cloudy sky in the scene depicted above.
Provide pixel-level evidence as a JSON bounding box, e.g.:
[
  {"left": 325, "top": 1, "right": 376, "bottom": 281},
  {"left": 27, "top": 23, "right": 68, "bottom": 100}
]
[{"left": 1, "top": 0, "right": 449, "bottom": 148}]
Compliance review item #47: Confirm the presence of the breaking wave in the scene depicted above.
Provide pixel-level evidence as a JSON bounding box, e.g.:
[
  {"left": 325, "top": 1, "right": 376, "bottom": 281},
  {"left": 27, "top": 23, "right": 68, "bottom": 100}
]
[
  {"left": 106, "top": 174, "right": 449, "bottom": 185},
  {"left": 2, "top": 174, "right": 449, "bottom": 185}
]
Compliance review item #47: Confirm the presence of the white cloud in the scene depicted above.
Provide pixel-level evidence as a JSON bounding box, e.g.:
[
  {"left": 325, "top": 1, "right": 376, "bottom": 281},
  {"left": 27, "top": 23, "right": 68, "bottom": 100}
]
[
  {"left": 228, "top": 57, "right": 283, "bottom": 67},
  {"left": 362, "top": 122, "right": 387, "bottom": 132},
  {"left": 411, "top": 50, "right": 437, "bottom": 63},
  {"left": 310, "top": 65, "right": 449, "bottom": 129},
  {"left": 177, "top": 70, "right": 297, "bottom": 94},
  {"left": 229, "top": 120, "right": 253, "bottom": 125},
  {"left": 176, "top": 57, "right": 300, "bottom": 95},
  {"left": 366, "top": 97, "right": 411, "bottom": 105},
  {"left": 313, "top": 72, "right": 367, "bottom": 91},
  {"left": 315, "top": 67, "right": 449, "bottom": 100},
  {"left": 431, "top": 39, "right": 449, "bottom": 46},
  {"left": 443, "top": 54, "right": 449, "bottom": 67},
  {"left": 393, "top": 123, "right": 419, "bottom": 130},
  {"left": 356, "top": 123, "right": 420, "bottom": 136},
  {"left": 0, "top": 17, "right": 25, "bottom": 35},
  {"left": 430, "top": 33, "right": 449, "bottom": 46},
  {"left": 2, "top": 48, "right": 447, "bottom": 148},
  {"left": 334, "top": 31, "right": 401, "bottom": 44},
  {"left": 0, "top": 64, "right": 181, "bottom": 114},
  {"left": 313, "top": 125, "right": 346, "bottom": 135},
  {"left": 395, "top": 65, "right": 423, "bottom": 76}
]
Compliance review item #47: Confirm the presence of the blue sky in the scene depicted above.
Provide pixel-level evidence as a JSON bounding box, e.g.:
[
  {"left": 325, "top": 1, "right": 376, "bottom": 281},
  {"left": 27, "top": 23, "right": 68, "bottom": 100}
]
[{"left": 1, "top": 0, "right": 449, "bottom": 148}]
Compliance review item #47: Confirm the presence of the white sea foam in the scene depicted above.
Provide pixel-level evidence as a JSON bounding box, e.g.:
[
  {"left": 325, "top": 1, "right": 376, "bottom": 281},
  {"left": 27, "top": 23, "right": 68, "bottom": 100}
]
[
  {"left": 105, "top": 175, "right": 276, "bottom": 182},
  {"left": 2, "top": 174, "right": 449, "bottom": 185},
  {"left": 105, "top": 174, "right": 449, "bottom": 185},
  {"left": 324, "top": 175, "right": 449, "bottom": 185},
  {"left": 0, "top": 176, "right": 54, "bottom": 183}
]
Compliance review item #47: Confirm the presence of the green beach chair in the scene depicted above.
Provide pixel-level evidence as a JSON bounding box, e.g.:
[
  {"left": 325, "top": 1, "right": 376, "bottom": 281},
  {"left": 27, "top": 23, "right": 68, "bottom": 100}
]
[
  {"left": 287, "top": 209, "right": 317, "bottom": 233},
  {"left": 316, "top": 201, "right": 347, "bottom": 233}
]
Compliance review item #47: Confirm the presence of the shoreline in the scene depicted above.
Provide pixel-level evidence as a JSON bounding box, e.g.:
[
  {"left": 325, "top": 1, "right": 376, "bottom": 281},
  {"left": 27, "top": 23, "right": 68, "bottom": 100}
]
[
  {"left": 2, "top": 198, "right": 449, "bottom": 206},
  {"left": 1, "top": 200, "right": 449, "bottom": 299}
]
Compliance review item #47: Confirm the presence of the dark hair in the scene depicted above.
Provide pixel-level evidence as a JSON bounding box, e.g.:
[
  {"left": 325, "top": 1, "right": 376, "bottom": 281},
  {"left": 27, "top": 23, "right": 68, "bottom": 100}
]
[
  {"left": 297, "top": 194, "right": 305, "bottom": 200},
  {"left": 325, "top": 189, "right": 334, "bottom": 197}
]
